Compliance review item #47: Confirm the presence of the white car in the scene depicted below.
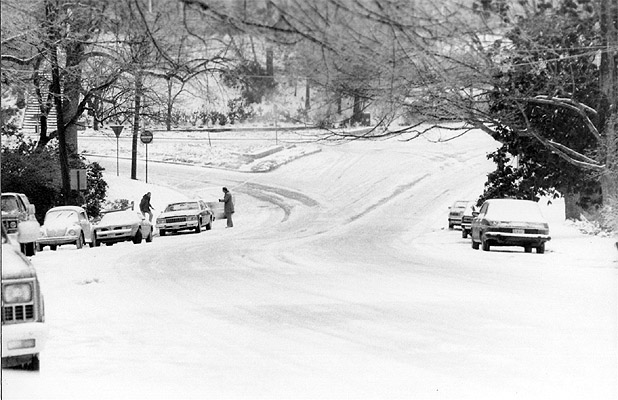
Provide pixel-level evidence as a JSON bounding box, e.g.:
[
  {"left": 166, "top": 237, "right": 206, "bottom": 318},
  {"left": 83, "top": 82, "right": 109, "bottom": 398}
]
[
  {"left": 1, "top": 226, "right": 48, "bottom": 370},
  {"left": 93, "top": 210, "right": 153, "bottom": 246},
  {"left": 156, "top": 200, "right": 214, "bottom": 236},
  {"left": 448, "top": 200, "right": 473, "bottom": 229},
  {"left": 37, "top": 206, "right": 94, "bottom": 250}
]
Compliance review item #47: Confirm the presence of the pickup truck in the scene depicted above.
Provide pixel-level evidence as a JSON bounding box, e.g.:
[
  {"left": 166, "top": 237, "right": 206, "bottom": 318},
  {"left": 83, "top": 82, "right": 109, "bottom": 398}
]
[
  {"left": 1, "top": 192, "right": 39, "bottom": 256},
  {"left": 1, "top": 225, "right": 48, "bottom": 370}
]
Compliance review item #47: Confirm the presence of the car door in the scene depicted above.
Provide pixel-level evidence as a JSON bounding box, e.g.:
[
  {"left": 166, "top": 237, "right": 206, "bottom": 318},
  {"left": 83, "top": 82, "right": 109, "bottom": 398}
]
[
  {"left": 472, "top": 202, "right": 489, "bottom": 242},
  {"left": 78, "top": 210, "right": 92, "bottom": 243},
  {"left": 198, "top": 201, "right": 207, "bottom": 225}
]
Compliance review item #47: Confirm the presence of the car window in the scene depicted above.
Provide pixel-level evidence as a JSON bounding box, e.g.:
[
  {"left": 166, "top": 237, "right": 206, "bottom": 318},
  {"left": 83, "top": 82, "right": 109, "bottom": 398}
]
[
  {"left": 18, "top": 194, "right": 31, "bottom": 207},
  {"left": 166, "top": 202, "right": 199, "bottom": 212},
  {"left": 100, "top": 211, "right": 138, "bottom": 224},
  {"left": 45, "top": 210, "right": 79, "bottom": 223},
  {"left": 1, "top": 197, "right": 19, "bottom": 212},
  {"left": 486, "top": 201, "right": 545, "bottom": 221},
  {"left": 479, "top": 203, "right": 489, "bottom": 215}
]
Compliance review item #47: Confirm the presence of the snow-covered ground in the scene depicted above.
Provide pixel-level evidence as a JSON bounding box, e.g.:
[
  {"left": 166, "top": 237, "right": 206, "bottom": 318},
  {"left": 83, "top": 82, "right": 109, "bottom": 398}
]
[{"left": 2, "top": 127, "right": 617, "bottom": 400}]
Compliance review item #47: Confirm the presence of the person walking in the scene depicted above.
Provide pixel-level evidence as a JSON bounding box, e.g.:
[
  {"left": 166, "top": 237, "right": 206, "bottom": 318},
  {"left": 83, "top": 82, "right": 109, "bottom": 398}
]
[
  {"left": 140, "top": 192, "right": 154, "bottom": 222},
  {"left": 219, "top": 187, "right": 234, "bottom": 228}
]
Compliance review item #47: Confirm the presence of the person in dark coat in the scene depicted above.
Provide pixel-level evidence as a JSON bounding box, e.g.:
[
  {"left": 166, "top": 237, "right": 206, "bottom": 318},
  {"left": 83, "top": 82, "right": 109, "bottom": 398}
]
[
  {"left": 219, "top": 187, "right": 234, "bottom": 228},
  {"left": 140, "top": 192, "right": 154, "bottom": 222}
]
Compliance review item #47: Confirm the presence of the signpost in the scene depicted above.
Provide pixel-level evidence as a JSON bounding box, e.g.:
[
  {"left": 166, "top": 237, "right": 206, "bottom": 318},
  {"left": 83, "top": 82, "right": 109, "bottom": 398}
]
[
  {"left": 140, "top": 130, "right": 153, "bottom": 183},
  {"left": 70, "top": 168, "right": 88, "bottom": 191},
  {"left": 110, "top": 125, "right": 124, "bottom": 176}
]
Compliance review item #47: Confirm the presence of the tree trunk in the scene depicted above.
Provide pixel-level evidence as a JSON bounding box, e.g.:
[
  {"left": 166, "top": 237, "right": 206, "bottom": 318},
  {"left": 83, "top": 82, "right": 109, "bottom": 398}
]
[
  {"left": 50, "top": 46, "right": 70, "bottom": 203},
  {"left": 166, "top": 77, "right": 172, "bottom": 131},
  {"left": 131, "top": 72, "right": 143, "bottom": 180},
  {"left": 563, "top": 192, "right": 581, "bottom": 220},
  {"left": 63, "top": 42, "right": 84, "bottom": 156},
  {"left": 352, "top": 95, "right": 362, "bottom": 124},
  {"left": 599, "top": 0, "right": 618, "bottom": 210},
  {"left": 305, "top": 79, "right": 310, "bottom": 111}
]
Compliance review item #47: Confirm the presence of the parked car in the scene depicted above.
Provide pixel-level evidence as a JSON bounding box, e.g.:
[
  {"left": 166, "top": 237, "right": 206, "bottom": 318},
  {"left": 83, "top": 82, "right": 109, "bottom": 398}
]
[
  {"left": 470, "top": 198, "right": 551, "bottom": 253},
  {"left": 93, "top": 210, "right": 153, "bottom": 246},
  {"left": 460, "top": 203, "right": 477, "bottom": 239},
  {"left": 1, "top": 192, "right": 39, "bottom": 256},
  {"left": 1, "top": 225, "right": 48, "bottom": 370},
  {"left": 156, "top": 200, "right": 214, "bottom": 236},
  {"left": 37, "top": 206, "right": 94, "bottom": 251},
  {"left": 448, "top": 200, "right": 472, "bottom": 229}
]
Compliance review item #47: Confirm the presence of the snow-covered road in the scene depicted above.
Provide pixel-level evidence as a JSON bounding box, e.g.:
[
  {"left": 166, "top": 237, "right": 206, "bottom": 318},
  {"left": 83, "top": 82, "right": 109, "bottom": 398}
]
[{"left": 3, "top": 129, "right": 617, "bottom": 399}]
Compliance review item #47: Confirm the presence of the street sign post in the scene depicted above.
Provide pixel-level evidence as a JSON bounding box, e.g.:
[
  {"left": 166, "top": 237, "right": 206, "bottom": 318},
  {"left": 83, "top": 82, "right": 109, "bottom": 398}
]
[
  {"left": 140, "top": 130, "right": 153, "bottom": 183},
  {"left": 110, "top": 125, "right": 124, "bottom": 176},
  {"left": 70, "top": 168, "right": 87, "bottom": 191}
]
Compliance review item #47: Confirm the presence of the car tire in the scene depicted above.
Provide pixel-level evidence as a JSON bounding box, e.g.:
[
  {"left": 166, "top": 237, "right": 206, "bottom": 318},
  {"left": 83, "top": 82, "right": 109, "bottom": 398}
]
[
  {"left": 93, "top": 235, "right": 100, "bottom": 247},
  {"left": 23, "top": 242, "right": 36, "bottom": 256},
  {"left": 194, "top": 222, "right": 201, "bottom": 233},
  {"left": 50, "top": 244, "right": 57, "bottom": 251},
  {"left": 537, "top": 243, "right": 545, "bottom": 254},
  {"left": 471, "top": 238, "right": 479, "bottom": 250},
  {"left": 206, "top": 220, "right": 212, "bottom": 231},
  {"left": 25, "top": 354, "right": 40, "bottom": 371},
  {"left": 146, "top": 229, "right": 153, "bottom": 243},
  {"left": 524, "top": 245, "right": 532, "bottom": 253},
  {"left": 481, "top": 238, "right": 490, "bottom": 251},
  {"left": 132, "top": 229, "right": 143, "bottom": 244},
  {"left": 76, "top": 234, "right": 83, "bottom": 249},
  {"left": 462, "top": 229, "right": 468, "bottom": 239},
  {"left": 160, "top": 229, "right": 166, "bottom": 236},
  {"left": 448, "top": 223, "right": 453, "bottom": 230}
]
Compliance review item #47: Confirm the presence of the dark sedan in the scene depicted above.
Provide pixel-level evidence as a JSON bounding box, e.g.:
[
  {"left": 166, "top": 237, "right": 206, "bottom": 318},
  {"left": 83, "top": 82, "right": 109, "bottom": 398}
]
[{"left": 471, "top": 199, "right": 551, "bottom": 253}]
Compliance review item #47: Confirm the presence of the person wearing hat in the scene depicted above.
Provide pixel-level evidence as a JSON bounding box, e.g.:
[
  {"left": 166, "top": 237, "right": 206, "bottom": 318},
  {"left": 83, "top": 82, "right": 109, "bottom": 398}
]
[{"left": 219, "top": 187, "right": 234, "bottom": 228}]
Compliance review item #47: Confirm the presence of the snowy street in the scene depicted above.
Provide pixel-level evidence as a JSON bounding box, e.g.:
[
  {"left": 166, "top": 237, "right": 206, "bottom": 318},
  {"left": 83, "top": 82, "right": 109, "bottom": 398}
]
[{"left": 2, "top": 129, "right": 617, "bottom": 399}]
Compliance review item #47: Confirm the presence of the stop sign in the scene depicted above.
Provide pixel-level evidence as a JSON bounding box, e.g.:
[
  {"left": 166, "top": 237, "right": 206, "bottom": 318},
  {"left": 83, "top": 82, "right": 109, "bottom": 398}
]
[{"left": 140, "top": 130, "right": 153, "bottom": 144}]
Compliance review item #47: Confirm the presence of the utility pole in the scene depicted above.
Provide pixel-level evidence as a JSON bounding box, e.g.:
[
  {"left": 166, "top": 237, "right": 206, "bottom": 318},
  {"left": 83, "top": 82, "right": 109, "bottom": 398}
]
[{"left": 131, "top": 72, "right": 142, "bottom": 180}]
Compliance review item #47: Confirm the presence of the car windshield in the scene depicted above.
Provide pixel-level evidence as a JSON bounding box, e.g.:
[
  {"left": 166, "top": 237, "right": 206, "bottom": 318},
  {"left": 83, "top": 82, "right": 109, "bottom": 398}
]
[
  {"left": 165, "top": 202, "right": 198, "bottom": 212},
  {"left": 1, "top": 197, "right": 19, "bottom": 212},
  {"left": 452, "top": 201, "right": 469, "bottom": 210},
  {"left": 45, "top": 210, "right": 78, "bottom": 223},
  {"left": 486, "top": 200, "right": 545, "bottom": 222},
  {"left": 100, "top": 211, "right": 139, "bottom": 225}
]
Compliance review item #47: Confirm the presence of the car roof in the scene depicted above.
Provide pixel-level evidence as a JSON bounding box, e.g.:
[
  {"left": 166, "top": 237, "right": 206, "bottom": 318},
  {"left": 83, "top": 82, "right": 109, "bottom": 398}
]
[
  {"left": 46, "top": 206, "right": 85, "bottom": 213},
  {"left": 485, "top": 198, "right": 535, "bottom": 204}
]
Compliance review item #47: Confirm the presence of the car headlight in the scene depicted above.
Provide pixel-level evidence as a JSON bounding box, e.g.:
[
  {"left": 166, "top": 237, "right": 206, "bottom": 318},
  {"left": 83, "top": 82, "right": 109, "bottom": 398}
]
[
  {"left": 68, "top": 228, "right": 77, "bottom": 236},
  {"left": 2, "top": 283, "right": 33, "bottom": 303},
  {"left": 9, "top": 221, "right": 17, "bottom": 229},
  {"left": 187, "top": 215, "right": 197, "bottom": 221},
  {"left": 156, "top": 219, "right": 164, "bottom": 224}
]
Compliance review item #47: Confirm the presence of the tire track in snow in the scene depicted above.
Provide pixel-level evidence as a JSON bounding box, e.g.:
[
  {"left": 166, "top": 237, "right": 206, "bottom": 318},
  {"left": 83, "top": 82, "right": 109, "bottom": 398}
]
[
  {"left": 239, "top": 182, "right": 320, "bottom": 223},
  {"left": 347, "top": 174, "right": 429, "bottom": 224}
]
